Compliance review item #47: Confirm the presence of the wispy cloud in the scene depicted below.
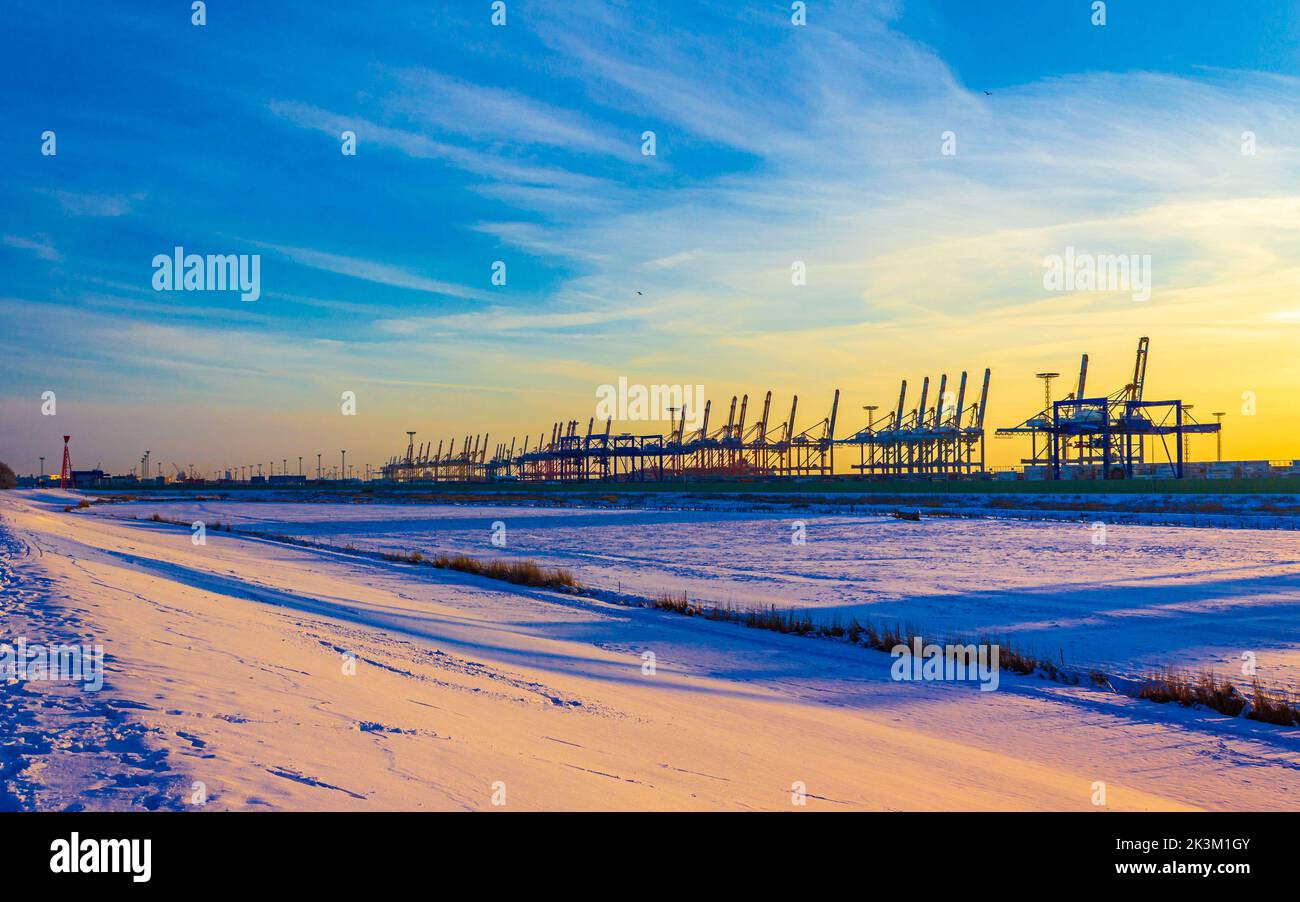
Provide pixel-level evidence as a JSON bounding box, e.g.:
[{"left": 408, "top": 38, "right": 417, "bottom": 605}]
[
  {"left": 267, "top": 100, "right": 612, "bottom": 192},
  {"left": 383, "top": 68, "right": 635, "bottom": 160},
  {"left": 251, "top": 241, "right": 494, "bottom": 301},
  {"left": 2, "top": 233, "right": 59, "bottom": 262},
  {"left": 479, "top": 6, "right": 1300, "bottom": 344},
  {"left": 41, "top": 189, "right": 144, "bottom": 217}
]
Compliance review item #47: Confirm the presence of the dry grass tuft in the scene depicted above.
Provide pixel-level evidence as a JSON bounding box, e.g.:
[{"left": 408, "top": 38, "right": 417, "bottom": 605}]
[
  {"left": 1139, "top": 669, "right": 1246, "bottom": 717},
  {"left": 653, "top": 592, "right": 706, "bottom": 616},
  {"left": 1247, "top": 681, "right": 1300, "bottom": 726},
  {"left": 429, "top": 552, "right": 579, "bottom": 590}
]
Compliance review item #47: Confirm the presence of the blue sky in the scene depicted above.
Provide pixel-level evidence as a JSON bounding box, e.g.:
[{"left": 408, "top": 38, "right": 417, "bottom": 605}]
[
  {"left": 4, "top": 0, "right": 1300, "bottom": 474},
  {"left": 900, "top": 0, "right": 1300, "bottom": 88}
]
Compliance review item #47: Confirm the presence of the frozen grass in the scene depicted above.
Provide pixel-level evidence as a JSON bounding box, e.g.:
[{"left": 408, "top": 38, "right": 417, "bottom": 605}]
[
  {"left": 1139, "top": 669, "right": 1246, "bottom": 717},
  {"left": 1247, "top": 681, "right": 1300, "bottom": 726},
  {"left": 653, "top": 592, "right": 1046, "bottom": 676},
  {"left": 381, "top": 548, "right": 579, "bottom": 590},
  {"left": 1132, "top": 669, "right": 1300, "bottom": 725},
  {"left": 651, "top": 590, "right": 1300, "bottom": 724},
  {"left": 146, "top": 512, "right": 235, "bottom": 531}
]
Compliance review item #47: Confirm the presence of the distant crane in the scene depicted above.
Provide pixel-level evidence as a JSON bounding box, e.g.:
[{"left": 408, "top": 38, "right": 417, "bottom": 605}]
[{"left": 998, "top": 336, "right": 1216, "bottom": 479}]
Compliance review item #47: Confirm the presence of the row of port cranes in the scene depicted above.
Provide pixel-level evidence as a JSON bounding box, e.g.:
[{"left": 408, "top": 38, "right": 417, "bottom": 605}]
[
  {"left": 512, "top": 390, "right": 844, "bottom": 481},
  {"left": 381, "top": 360, "right": 993, "bottom": 482},
  {"left": 841, "top": 369, "right": 991, "bottom": 478},
  {"left": 995, "top": 336, "right": 1220, "bottom": 479},
  {"left": 384, "top": 391, "right": 846, "bottom": 483}
]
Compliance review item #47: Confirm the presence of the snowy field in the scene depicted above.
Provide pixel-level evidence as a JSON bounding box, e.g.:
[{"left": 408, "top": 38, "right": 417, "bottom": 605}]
[
  {"left": 99, "top": 498, "right": 1300, "bottom": 687},
  {"left": 2, "top": 489, "right": 1298, "bottom": 811}
]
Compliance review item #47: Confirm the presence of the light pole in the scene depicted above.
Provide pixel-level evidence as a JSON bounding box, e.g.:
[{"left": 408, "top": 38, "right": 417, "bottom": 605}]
[
  {"left": 39, "top": 456, "right": 45, "bottom": 481},
  {"left": 317, "top": 453, "right": 322, "bottom": 481},
  {"left": 1033, "top": 374, "right": 1059, "bottom": 463},
  {"left": 1212, "top": 411, "right": 1226, "bottom": 461},
  {"left": 863, "top": 405, "right": 879, "bottom": 433},
  {"left": 298, "top": 456, "right": 303, "bottom": 476},
  {"left": 1035, "top": 372, "right": 1060, "bottom": 413},
  {"left": 862, "top": 405, "right": 879, "bottom": 474},
  {"left": 341, "top": 450, "right": 346, "bottom": 482}
]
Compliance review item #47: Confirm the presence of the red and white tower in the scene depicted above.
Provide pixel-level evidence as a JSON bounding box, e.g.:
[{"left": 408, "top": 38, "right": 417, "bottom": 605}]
[{"left": 60, "top": 435, "right": 72, "bottom": 489}]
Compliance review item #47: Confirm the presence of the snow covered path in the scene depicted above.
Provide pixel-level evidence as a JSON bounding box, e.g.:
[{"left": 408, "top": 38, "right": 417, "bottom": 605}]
[{"left": 1, "top": 490, "right": 1297, "bottom": 811}]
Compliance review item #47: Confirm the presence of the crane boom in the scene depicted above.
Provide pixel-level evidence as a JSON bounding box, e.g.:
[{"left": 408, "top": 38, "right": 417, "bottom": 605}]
[
  {"left": 893, "top": 381, "right": 907, "bottom": 429},
  {"left": 954, "top": 372, "right": 968, "bottom": 429},
  {"left": 1131, "top": 337, "right": 1149, "bottom": 401},
  {"left": 975, "top": 368, "right": 991, "bottom": 429}
]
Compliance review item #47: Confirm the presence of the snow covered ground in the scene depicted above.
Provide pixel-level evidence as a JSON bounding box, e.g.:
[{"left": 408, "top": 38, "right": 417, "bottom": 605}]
[
  {"left": 2, "top": 489, "right": 1298, "bottom": 811},
  {"left": 98, "top": 498, "right": 1300, "bottom": 687}
]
